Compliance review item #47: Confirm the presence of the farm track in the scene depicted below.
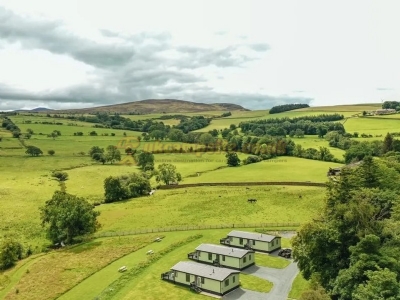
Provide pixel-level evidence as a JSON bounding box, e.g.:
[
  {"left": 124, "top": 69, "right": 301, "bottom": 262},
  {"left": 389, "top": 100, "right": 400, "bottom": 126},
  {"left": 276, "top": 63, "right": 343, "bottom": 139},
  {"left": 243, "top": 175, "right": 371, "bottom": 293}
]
[{"left": 157, "top": 181, "right": 326, "bottom": 189}]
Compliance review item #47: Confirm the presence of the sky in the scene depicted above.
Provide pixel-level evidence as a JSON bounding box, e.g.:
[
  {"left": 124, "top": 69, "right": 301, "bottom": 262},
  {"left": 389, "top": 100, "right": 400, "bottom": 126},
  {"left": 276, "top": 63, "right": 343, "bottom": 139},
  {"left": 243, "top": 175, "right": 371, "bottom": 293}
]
[{"left": 0, "top": 0, "right": 400, "bottom": 111}]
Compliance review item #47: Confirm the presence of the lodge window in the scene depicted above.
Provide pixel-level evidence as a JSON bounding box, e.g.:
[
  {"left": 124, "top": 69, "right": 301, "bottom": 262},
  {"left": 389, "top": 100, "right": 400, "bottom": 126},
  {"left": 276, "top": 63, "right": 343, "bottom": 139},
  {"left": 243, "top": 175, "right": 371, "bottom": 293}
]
[
  {"left": 186, "top": 273, "right": 190, "bottom": 282},
  {"left": 225, "top": 278, "right": 229, "bottom": 286},
  {"left": 243, "top": 257, "right": 247, "bottom": 263},
  {"left": 222, "top": 255, "right": 225, "bottom": 261},
  {"left": 249, "top": 254, "right": 251, "bottom": 260},
  {"left": 239, "top": 238, "right": 243, "bottom": 244},
  {"left": 208, "top": 253, "right": 212, "bottom": 260},
  {"left": 233, "top": 276, "right": 236, "bottom": 283},
  {"left": 253, "top": 240, "right": 256, "bottom": 245},
  {"left": 201, "top": 277, "right": 205, "bottom": 284}
]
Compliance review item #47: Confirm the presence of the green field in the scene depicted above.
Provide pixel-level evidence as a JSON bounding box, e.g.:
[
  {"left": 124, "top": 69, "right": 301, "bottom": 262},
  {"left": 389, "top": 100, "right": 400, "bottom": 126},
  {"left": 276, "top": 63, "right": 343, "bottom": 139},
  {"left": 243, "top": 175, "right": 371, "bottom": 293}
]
[
  {"left": 96, "top": 185, "right": 324, "bottom": 233},
  {"left": 287, "top": 136, "right": 345, "bottom": 159},
  {"left": 0, "top": 103, "right": 398, "bottom": 300},
  {"left": 183, "top": 157, "right": 341, "bottom": 184},
  {"left": 344, "top": 117, "right": 400, "bottom": 136}
]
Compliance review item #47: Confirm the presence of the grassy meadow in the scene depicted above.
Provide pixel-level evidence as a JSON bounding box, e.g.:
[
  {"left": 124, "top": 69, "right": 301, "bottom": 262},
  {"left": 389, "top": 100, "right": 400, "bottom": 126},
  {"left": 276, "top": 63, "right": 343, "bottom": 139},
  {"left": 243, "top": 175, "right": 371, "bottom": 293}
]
[
  {"left": 96, "top": 185, "right": 325, "bottom": 233},
  {"left": 0, "top": 103, "right": 398, "bottom": 299}
]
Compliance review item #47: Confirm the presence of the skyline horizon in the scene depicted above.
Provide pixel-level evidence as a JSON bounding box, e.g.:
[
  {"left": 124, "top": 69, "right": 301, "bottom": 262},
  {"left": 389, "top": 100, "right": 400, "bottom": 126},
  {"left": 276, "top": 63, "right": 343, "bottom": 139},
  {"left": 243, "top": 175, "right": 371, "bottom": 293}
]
[{"left": 0, "top": 98, "right": 389, "bottom": 112}]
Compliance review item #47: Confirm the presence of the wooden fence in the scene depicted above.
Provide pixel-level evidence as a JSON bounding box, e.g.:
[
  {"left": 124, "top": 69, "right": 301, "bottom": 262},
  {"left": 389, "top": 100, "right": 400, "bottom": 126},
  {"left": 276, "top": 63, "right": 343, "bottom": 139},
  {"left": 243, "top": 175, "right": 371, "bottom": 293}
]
[
  {"left": 94, "top": 222, "right": 301, "bottom": 238},
  {"left": 157, "top": 181, "right": 326, "bottom": 189}
]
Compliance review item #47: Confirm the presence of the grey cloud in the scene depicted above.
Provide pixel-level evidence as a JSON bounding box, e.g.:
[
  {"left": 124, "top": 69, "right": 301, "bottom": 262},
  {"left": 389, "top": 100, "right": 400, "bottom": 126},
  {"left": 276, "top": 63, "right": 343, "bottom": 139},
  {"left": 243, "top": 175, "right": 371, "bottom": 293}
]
[
  {"left": 0, "top": 82, "right": 312, "bottom": 111},
  {"left": 0, "top": 6, "right": 282, "bottom": 111},
  {"left": 376, "top": 87, "right": 393, "bottom": 91},
  {"left": 175, "top": 44, "right": 267, "bottom": 68},
  {"left": 248, "top": 43, "right": 270, "bottom": 51},
  {"left": 0, "top": 7, "right": 135, "bottom": 68}
]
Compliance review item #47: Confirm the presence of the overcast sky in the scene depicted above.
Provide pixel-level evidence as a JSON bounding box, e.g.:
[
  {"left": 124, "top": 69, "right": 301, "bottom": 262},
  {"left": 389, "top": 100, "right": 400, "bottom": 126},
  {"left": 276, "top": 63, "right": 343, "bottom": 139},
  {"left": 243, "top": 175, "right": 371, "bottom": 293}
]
[{"left": 0, "top": 0, "right": 400, "bottom": 111}]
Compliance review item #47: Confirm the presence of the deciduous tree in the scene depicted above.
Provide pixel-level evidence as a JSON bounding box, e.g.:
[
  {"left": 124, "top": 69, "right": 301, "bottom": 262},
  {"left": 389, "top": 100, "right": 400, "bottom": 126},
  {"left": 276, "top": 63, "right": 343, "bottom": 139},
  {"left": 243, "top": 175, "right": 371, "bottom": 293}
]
[
  {"left": 25, "top": 145, "right": 43, "bottom": 156},
  {"left": 105, "top": 145, "right": 121, "bottom": 164},
  {"left": 155, "top": 163, "right": 182, "bottom": 185},
  {"left": 39, "top": 191, "right": 100, "bottom": 243},
  {"left": 226, "top": 152, "right": 240, "bottom": 167},
  {"left": 135, "top": 151, "right": 154, "bottom": 170}
]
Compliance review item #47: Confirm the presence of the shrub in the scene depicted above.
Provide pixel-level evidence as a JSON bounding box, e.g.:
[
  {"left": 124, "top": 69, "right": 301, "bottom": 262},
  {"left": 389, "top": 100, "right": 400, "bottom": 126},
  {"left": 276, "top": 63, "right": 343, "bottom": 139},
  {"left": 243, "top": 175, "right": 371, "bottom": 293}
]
[
  {"left": 243, "top": 155, "right": 263, "bottom": 165},
  {"left": 48, "top": 150, "right": 55, "bottom": 156},
  {"left": 0, "top": 239, "right": 24, "bottom": 270}
]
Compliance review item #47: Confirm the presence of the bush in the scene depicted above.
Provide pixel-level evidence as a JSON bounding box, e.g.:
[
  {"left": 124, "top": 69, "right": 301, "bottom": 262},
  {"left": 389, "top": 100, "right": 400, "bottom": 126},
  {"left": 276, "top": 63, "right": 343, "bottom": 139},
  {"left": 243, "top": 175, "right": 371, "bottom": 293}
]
[
  {"left": 48, "top": 150, "right": 55, "bottom": 156},
  {"left": 0, "top": 239, "right": 23, "bottom": 270},
  {"left": 243, "top": 155, "right": 263, "bottom": 165}
]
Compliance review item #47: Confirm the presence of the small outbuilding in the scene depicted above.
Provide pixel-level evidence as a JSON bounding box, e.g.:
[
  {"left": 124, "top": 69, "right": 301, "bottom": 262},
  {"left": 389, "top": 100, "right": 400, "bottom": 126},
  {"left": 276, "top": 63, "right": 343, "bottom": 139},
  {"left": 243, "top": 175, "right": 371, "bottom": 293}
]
[
  {"left": 161, "top": 261, "right": 240, "bottom": 295},
  {"left": 188, "top": 243, "right": 254, "bottom": 270},
  {"left": 220, "top": 230, "right": 281, "bottom": 253},
  {"left": 375, "top": 108, "right": 396, "bottom": 115}
]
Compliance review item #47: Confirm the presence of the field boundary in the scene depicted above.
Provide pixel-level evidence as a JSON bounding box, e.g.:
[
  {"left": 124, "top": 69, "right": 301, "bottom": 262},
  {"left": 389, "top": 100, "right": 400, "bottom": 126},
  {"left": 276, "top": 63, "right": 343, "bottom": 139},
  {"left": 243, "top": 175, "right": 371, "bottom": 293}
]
[
  {"left": 157, "top": 181, "right": 326, "bottom": 189},
  {"left": 94, "top": 223, "right": 301, "bottom": 238}
]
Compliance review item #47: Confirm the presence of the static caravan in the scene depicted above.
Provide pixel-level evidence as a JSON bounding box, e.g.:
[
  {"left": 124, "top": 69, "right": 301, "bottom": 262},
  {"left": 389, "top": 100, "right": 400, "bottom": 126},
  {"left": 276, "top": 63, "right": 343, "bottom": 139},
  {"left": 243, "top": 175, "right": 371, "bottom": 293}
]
[
  {"left": 161, "top": 261, "right": 240, "bottom": 295},
  {"left": 188, "top": 243, "right": 254, "bottom": 270},
  {"left": 220, "top": 230, "right": 281, "bottom": 253}
]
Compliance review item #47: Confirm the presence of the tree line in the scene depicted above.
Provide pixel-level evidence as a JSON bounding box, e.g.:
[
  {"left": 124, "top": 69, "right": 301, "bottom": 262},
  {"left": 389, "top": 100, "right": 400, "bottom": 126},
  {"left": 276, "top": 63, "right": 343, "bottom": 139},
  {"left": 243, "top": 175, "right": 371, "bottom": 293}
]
[
  {"left": 382, "top": 101, "right": 400, "bottom": 110},
  {"left": 293, "top": 155, "right": 400, "bottom": 299},
  {"left": 239, "top": 114, "right": 345, "bottom": 137},
  {"left": 269, "top": 103, "right": 310, "bottom": 114},
  {"left": 325, "top": 132, "right": 400, "bottom": 163}
]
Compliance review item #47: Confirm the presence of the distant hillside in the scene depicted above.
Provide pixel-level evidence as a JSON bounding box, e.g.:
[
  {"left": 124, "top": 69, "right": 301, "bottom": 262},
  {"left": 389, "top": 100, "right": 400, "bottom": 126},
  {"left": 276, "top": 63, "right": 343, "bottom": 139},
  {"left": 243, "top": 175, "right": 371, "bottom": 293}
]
[
  {"left": 15, "top": 107, "right": 53, "bottom": 112},
  {"left": 53, "top": 99, "right": 249, "bottom": 114}
]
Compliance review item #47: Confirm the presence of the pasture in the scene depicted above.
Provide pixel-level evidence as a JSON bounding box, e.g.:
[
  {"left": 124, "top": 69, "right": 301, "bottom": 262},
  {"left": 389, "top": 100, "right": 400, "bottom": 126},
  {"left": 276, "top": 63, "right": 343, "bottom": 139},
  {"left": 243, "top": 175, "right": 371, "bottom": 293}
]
[
  {"left": 344, "top": 117, "right": 400, "bottom": 136},
  {"left": 0, "top": 150, "right": 327, "bottom": 249},
  {"left": 290, "top": 136, "right": 345, "bottom": 159},
  {"left": 1, "top": 103, "right": 398, "bottom": 299},
  {"left": 183, "top": 156, "right": 341, "bottom": 184},
  {"left": 96, "top": 185, "right": 325, "bottom": 233}
]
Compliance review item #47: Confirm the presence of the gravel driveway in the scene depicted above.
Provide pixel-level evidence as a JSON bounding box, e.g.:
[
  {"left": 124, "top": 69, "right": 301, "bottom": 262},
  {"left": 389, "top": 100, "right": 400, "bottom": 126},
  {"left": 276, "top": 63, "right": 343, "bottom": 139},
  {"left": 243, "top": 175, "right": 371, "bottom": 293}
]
[{"left": 223, "top": 262, "right": 299, "bottom": 300}]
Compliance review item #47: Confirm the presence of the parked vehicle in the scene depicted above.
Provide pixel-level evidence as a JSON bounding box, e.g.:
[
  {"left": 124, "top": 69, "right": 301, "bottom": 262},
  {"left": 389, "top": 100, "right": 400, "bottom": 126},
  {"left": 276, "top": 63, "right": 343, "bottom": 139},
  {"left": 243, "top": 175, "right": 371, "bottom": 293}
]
[{"left": 278, "top": 248, "right": 292, "bottom": 258}]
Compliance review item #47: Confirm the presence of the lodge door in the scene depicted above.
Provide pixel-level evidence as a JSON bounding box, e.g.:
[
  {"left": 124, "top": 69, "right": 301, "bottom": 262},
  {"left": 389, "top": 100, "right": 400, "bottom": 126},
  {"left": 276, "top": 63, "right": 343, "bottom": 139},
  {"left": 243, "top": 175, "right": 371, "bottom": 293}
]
[{"left": 196, "top": 276, "right": 201, "bottom": 287}]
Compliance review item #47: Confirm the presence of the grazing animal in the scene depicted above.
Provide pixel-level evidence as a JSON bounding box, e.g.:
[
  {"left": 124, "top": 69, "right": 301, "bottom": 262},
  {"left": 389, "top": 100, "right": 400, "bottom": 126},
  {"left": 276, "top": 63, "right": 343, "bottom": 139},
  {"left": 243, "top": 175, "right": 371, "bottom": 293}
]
[
  {"left": 247, "top": 198, "right": 257, "bottom": 203},
  {"left": 299, "top": 195, "right": 302, "bottom": 199}
]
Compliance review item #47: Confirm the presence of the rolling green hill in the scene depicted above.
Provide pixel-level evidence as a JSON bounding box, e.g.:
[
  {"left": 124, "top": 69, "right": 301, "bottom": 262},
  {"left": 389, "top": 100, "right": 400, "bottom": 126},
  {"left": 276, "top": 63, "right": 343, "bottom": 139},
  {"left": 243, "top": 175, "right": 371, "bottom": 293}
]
[{"left": 52, "top": 99, "right": 248, "bottom": 114}]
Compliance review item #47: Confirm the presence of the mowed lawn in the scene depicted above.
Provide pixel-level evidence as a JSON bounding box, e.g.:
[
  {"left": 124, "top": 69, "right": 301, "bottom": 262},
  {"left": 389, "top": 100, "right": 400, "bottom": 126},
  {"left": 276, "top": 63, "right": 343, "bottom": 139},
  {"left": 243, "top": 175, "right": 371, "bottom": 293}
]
[
  {"left": 183, "top": 156, "right": 342, "bottom": 184},
  {"left": 96, "top": 185, "right": 325, "bottom": 233},
  {"left": 97, "top": 229, "right": 277, "bottom": 300},
  {"left": 288, "top": 273, "right": 309, "bottom": 299}
]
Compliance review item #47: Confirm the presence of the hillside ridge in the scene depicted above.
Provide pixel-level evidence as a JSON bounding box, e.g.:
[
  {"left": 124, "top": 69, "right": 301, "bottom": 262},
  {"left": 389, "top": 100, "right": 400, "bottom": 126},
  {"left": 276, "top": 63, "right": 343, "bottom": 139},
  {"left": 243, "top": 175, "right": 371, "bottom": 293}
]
[{"left": 52, "top": 99, "right": 249, "bottom": 114}]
